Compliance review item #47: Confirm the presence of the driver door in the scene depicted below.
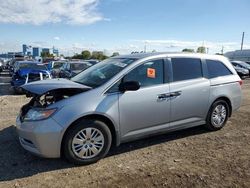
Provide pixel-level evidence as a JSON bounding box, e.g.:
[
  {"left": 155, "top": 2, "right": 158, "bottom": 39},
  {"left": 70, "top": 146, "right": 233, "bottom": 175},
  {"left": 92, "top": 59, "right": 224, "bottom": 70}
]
[{"left": 118, "top": 59, "right": 171, "bottom": 141}]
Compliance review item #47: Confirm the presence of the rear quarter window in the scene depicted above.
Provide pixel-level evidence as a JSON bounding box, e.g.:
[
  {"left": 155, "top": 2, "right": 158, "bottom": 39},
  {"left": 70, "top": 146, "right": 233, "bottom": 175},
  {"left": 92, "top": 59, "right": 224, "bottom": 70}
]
[{"left": 206, "top": 60, "right": 232, "bottom": 79}]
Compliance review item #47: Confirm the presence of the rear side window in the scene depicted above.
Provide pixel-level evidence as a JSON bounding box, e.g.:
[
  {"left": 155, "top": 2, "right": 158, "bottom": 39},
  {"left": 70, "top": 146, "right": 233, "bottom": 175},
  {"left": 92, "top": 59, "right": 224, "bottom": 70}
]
[
  {"left": 171, "top": 58, "right": 203, "bottom": 82},
  {"left": 206, "top": 60, "right": 232, "bottom": 79}
]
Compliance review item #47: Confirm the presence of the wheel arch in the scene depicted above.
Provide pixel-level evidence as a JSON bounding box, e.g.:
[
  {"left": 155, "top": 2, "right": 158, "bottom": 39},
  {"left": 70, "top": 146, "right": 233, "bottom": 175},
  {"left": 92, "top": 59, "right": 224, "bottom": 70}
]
[
  {"left": 211, "top": 96, "right": 232, "bottom": 117},
  {"left": 60, "top": 114, "right": 119, "bottom": 157}
]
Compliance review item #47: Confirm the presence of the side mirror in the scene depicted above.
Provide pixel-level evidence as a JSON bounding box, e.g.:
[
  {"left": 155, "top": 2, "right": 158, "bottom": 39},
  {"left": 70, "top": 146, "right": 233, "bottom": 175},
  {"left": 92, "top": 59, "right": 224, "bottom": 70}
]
[{"left": 119, "top": 81, "right": 140, "bottom": 92}]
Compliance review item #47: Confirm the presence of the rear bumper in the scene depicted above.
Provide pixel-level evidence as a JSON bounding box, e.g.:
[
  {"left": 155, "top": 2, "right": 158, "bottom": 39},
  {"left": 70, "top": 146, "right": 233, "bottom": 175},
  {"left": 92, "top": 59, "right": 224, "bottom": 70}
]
[{"left": 15, "top": 116, "right": 63, "bottom": 158}]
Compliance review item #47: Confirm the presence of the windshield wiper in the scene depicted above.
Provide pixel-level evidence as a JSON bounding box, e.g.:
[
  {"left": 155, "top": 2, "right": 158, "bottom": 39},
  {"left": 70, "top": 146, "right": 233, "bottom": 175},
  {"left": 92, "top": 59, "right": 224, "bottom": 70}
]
[{"left": 72, "top": 81, "right": 92, "bottom": 88}]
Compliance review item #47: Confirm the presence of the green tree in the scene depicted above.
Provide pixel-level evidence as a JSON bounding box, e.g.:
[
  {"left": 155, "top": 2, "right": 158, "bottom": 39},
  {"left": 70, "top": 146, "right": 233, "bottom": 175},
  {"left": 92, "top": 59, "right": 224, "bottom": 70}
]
[
  {"left": 111, "top": 52, "right": 120, "bottom": 57},
  {"left": 182, "top": 48, "right": 194, "bottom": 53},
  {"left": 196, "top": 46, "right": 206, "bottom": 53},
  {"left": 81, "top": 50, "right": 91, "bottom": 59},
  {"left": 41, "top": 51, "right": 54, "bottom": 58},
  {"left": 72, "top": 53, "right": 83, "bottom": 59},
  {"left": 91, "top": 51, "right": 108, "bottom": 60}
]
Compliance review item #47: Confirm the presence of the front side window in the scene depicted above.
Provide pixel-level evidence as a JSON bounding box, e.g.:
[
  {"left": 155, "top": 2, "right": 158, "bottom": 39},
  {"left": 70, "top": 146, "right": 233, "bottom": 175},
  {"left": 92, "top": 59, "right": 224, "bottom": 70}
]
[
  {"left": 123, "top": 59, "right": 164, "bottom": 87},
  {"left": 207, "top": 60, "right": 232, "bottom": 78},
  {"left": 172, "top": 58, "right": 203, "bottom": 82}
]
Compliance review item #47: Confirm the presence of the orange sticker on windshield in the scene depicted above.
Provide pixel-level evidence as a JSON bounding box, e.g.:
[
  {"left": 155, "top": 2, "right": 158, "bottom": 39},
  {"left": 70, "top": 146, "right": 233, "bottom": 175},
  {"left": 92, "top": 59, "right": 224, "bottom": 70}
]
[{"left": 147, "top": 68, "right": 156, "bottom": 78}]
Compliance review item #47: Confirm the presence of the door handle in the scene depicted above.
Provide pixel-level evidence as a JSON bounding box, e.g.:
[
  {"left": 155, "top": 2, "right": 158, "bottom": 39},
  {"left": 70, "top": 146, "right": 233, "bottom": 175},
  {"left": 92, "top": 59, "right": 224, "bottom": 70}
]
[
  {"left": 157, "top": 93, "right": 170, "bottom": 101},
  {"left": 170, "top": 91, "right": 182, "bottom": 97}
]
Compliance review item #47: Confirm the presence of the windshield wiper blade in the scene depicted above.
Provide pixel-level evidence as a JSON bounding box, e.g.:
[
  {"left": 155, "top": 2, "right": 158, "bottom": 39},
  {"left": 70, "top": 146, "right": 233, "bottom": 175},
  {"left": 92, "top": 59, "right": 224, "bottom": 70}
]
[{"left": 72, "top": 81, "right": 93, "bottom": 88}]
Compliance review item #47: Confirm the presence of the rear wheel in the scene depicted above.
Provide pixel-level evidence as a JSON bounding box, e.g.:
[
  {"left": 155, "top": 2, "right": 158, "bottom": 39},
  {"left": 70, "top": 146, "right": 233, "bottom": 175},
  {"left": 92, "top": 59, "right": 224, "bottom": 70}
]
[
  {"left": 63, "top": 119, "right": 112, "bottom": 165},
  {"left": 205, "top": 100, "right": 229, "bottom": 131}
]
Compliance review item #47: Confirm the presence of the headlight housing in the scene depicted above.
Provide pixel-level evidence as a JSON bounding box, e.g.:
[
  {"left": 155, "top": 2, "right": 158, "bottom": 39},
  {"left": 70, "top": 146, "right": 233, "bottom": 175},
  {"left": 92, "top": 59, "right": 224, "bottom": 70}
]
[{"left": 23, "top": 108, "right": 57, "bottom": 121}]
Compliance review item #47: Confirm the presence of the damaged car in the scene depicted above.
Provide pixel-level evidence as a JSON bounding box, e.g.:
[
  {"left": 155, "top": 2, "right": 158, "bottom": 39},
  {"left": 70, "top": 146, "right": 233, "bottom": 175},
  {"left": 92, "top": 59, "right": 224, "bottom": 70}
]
[
  {"left": 11, "top": 61, "right": 51, "bottom": 93},
  {"left": 59, "top": 60, "right": 96, "bottom": 79},
  {"left": 16, "top": 53, "right": 242, "bottom": 165}
]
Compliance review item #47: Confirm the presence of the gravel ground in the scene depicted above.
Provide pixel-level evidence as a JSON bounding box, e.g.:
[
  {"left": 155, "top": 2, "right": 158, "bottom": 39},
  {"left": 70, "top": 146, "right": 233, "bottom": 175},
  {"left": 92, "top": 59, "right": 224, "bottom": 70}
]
[{"left": 0, "top": 78, "right": 250, "bottom": 188}]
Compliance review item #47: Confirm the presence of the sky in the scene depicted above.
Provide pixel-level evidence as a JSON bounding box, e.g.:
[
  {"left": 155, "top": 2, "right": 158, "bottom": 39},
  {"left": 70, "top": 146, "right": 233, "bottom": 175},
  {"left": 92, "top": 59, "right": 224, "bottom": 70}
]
[{"left": 0, "top": 0, "right": 249, "bottom": 56}]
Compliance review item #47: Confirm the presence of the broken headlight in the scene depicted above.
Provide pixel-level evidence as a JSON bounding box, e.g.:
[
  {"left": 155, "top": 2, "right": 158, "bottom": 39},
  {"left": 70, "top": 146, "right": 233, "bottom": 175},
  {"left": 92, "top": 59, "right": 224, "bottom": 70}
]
[{"left": 23, "top": 108, "right": 57, "bottom": 121}]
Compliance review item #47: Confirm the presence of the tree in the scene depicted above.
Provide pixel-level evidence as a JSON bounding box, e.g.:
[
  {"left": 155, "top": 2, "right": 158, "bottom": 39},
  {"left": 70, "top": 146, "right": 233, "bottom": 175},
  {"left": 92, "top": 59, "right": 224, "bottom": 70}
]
[
  {"left": 182, "top": 48, "right": 194, "bottom": 53},
  {"left": 91, "top": 51, "right": 108, "bottom": 60},
  {"left": 81, "top": 50, "right": 91, "bottom": 59},
  {"left": 41, "top": 51, "right": 54, "bottom": 58},
  {"left": 111, "top": 52, "right": 120, "bottom": 57},
  {"left": 196, "top": 46, "right": 206, "bottom": 53},
  {"left": 72, "top": 53, "right": 83, "bottom": 59}
]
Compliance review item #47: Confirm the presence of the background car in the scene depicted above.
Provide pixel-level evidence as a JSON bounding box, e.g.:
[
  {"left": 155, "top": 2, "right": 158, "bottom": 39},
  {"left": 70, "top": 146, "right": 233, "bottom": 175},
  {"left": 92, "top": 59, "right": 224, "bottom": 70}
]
[
  {"left": 232, "top": 65, "right": 249, "bottom": 78},
  {"left": 231, "top": 61, "right": 250, "bottom": 77},
  {"left": 9, "top": 58, "right": 25, "bottom": 76},
  {"left": 59, "top": 60, "right": 96, "bottom": 79},
  {"left": 47, "top": 61, "right": 67, "bottom": 78},
  {"left": 11, "top": 61, "right": 51, "bottom": 93},
  {"left": 245, "top": 61, "right": 250, "bottom": 66},
  {"left": 0, "top": 60, "right": 3, "bottom": 72}
]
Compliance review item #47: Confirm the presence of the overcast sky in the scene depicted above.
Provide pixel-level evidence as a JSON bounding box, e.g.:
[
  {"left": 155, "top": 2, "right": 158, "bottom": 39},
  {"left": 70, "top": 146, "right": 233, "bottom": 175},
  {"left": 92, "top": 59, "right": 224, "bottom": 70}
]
[{"left": 0, "top": 0, "right": 249, "bottom": 55}]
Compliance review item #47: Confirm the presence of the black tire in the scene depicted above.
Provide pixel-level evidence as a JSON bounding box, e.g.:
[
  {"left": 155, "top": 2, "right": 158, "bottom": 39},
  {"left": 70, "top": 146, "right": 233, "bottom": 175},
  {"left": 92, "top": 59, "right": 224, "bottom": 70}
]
[
  {"left": 205, "top": 100, "right": 229, "bottom": 131},
  {"left": 63, "top": 119, "right": 112, "bottom": 165}
]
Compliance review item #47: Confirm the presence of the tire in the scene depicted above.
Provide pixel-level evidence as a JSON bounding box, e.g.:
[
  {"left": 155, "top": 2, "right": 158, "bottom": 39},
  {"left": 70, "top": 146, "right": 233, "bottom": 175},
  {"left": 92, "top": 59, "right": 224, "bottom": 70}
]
[
  {"left": 63, "top": 119, "right": 112, "bottom": 165},
  {"left": 205, "top": 100, "right": 229, "bottom": 131}
]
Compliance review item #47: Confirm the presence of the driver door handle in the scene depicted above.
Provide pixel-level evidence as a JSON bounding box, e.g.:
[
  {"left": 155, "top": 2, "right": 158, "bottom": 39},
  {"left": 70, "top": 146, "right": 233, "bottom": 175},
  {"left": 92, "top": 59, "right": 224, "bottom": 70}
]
[
  {"left": 157, "top": 93, "right": 170, "bottom": 101},
  {"left": 170, "top": 91, "right": 182, "bottom": 97}
]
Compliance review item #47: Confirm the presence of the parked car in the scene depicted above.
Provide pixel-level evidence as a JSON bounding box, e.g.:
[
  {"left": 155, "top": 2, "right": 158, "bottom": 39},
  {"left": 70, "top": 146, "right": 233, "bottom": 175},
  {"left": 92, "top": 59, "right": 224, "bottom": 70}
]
[
  {"left": 47, "top": 61, "right": 67, "bottom": 78},
  {"left": 59, "top": 61, "right": 96, "bottom": 79},
  {"left": 9, "top": 58, "right": 25, "bottom": 76},
  {"left": 245, "top": 61, "right": 250, "bottom": 66},
  {"left": 231, "top": 61, "right": 250, "bottom": 77},
  {"left": 232, "top": 65, "right": 249, "bottom": 78},
  {"left": 0, "top": 61, "right": 3, "bottom": 72},
  {"left": 11, "top": 61, "right": 51, "bottom": 93},
  {"left": 16, "top": 53, "right": 242, "bottom": 165}
]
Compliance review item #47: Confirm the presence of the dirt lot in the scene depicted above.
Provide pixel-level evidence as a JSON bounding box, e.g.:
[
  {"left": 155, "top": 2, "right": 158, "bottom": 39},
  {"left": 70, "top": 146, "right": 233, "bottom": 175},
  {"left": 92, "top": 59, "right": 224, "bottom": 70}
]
[{"left": 0, "top": 78, "right": 250, "bottom": 188}]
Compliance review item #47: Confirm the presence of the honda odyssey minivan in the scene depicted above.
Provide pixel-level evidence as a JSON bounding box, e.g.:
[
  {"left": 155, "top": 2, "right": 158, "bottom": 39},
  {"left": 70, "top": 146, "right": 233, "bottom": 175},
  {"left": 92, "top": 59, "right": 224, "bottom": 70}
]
[{"left": 16, "top": 53, "right": 242, "bottom": 165}]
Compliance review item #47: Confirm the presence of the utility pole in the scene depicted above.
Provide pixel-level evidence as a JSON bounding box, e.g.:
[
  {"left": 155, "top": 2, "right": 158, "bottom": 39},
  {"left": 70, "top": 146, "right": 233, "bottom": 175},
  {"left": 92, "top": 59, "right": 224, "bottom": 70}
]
[
  {"left": 221, "top": 46, "right": 224, "bottom": 55},
  {"left": 241, "top": 32, "right": 245, "bottom": 50},
  {"left": 144, "top": 42, "right": 147, "bottom": 53}
]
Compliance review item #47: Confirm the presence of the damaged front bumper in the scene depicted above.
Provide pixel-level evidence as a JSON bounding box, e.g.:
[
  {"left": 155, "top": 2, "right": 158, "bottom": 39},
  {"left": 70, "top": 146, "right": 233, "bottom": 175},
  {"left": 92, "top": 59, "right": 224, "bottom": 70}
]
[{"left": 16, "top": 115, "right": 63, "bottom": 158}]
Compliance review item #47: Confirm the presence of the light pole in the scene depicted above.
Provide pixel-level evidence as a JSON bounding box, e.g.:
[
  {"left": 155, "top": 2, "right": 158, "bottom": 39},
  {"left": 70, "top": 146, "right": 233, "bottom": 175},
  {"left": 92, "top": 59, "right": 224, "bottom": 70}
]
[
  {"left": 241, "top": 32, "right": 245, "bottom": 51},
  {"left": 221, "top": 46, "right": 224, "bottom": 55}
]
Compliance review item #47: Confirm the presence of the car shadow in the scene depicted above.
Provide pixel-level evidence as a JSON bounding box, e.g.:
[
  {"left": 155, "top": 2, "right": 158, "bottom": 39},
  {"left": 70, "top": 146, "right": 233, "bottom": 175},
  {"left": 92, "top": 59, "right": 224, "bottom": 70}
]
[{"left": 0, "top": 125, "right": 209, "bottom": 182}]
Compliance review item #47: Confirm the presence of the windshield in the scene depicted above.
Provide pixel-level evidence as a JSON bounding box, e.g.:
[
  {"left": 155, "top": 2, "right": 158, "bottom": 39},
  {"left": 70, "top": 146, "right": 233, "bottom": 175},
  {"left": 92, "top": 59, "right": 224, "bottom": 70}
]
[
  {"left": 71, "top": 58, "right": 136, "bottom": 88},
  {"left": 71, "top": 63, "right": 92, "bottom": 71},
  {"left": 53, "top": 62, "right": 65, "bottom": 69},
  {"left": 239, "top": 62, "right": 250, "bottom": 68},
  {"left": 19, "top": 63, "right": 47, "bottom": 70}
]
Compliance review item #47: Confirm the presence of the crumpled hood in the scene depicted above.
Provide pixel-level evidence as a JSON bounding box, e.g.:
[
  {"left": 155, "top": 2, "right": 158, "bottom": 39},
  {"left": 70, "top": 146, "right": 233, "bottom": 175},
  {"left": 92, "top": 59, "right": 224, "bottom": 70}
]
[
  {"left": 18, "top": 68, "right": 49, "bottom": 77},
  {"left": 21, "top": 78, "right": 91, "bottom": 95}
]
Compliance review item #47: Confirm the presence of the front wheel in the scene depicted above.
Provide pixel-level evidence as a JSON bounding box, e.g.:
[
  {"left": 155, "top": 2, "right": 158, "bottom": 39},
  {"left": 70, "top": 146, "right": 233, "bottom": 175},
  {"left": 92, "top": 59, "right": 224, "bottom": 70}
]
[
  {"left": 63, "top": 119, "right": 112, "bottom": 165},
  {"left": 205, "top": 100, "right": 229, "bottom": 131}
]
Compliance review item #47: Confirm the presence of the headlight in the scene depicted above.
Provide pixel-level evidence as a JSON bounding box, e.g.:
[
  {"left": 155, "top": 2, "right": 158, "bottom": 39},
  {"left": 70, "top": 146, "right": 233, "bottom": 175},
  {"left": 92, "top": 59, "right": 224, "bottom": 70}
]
[{"left": 23, "top": 108, "right": 57, "bottom": 121}]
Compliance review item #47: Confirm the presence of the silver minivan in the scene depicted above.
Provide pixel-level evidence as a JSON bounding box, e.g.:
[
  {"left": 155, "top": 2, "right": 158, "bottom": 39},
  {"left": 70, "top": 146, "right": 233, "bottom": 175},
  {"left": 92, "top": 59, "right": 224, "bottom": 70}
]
[{"left": 16, "top": 53, "right": 242, "bottom": 165}]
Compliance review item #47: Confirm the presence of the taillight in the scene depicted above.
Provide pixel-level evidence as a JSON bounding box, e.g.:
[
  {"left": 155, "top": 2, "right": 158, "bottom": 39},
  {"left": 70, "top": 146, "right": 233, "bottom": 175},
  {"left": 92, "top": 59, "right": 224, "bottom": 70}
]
[{"left": 238, "top": 80, "right": 243, "bottom": 86}]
